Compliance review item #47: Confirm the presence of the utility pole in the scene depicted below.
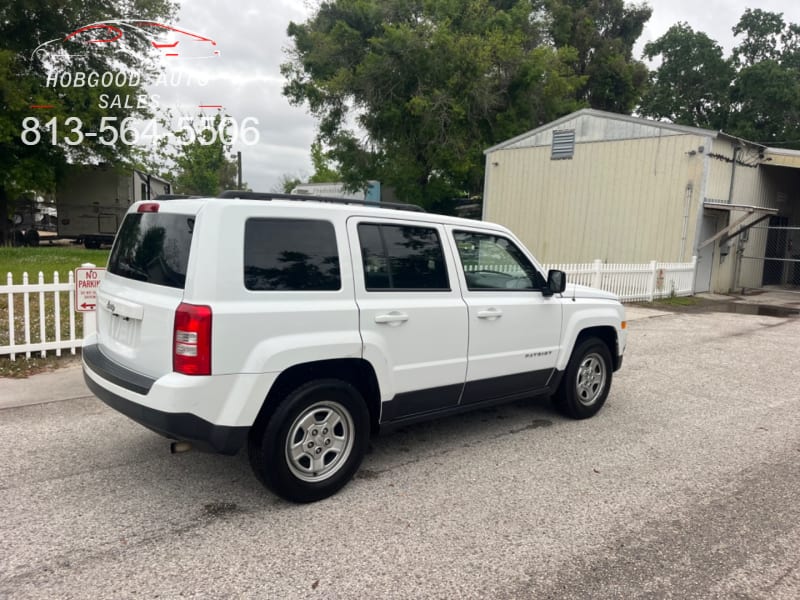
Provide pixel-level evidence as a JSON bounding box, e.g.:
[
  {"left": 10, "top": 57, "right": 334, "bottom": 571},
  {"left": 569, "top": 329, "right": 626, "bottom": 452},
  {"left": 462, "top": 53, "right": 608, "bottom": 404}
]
[{"left": 237, "top": 151, "right": 242, "bottom": 190}]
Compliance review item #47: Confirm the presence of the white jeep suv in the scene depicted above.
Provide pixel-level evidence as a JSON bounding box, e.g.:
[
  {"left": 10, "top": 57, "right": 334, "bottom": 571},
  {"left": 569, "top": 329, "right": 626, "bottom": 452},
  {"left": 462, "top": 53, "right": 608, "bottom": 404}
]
[{"left": 83, "top": 192, "right": 626, "bottom": 502}]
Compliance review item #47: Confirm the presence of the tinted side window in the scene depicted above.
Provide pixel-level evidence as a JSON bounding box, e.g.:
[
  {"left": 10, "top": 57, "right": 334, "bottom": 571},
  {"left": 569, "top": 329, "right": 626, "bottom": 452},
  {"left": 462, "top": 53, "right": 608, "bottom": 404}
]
[
  {"left": 454, "top": 230, "right": 546, "bottom": 291},
  {"left": 108, "top": 213, "right": 194, "bottom": 289},
  {"left": 358, "top": 224, "right": 449, "bottom": 291},
  {"left": 244, "top": 219, "right": 340, "bottom": 291}
]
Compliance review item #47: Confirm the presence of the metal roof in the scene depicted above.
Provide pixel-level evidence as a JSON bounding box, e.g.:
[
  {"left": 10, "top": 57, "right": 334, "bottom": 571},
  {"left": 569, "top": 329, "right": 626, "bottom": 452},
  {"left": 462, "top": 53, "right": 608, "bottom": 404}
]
[{"left": 484, "top": 108, "right": 755, "bottom": 154}]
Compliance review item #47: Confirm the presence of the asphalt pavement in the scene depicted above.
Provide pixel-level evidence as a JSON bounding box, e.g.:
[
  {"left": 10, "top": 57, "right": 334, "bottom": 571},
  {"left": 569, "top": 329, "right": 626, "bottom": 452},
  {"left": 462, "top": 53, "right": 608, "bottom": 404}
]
[{"left": 1, "top": 304, "right": 799, "bottom": 599}]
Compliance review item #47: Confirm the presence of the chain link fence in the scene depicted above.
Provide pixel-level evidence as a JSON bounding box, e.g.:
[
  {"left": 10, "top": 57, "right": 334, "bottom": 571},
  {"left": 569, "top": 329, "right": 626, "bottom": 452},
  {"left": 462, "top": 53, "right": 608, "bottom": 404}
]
[{"left": 739, "top": 223, "right": 800, "bottom": 291}]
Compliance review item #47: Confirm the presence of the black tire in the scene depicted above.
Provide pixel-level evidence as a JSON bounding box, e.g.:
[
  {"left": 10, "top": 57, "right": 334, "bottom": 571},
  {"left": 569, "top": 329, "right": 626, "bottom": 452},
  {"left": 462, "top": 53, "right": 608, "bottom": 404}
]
[
  {"left": 24, "top": 229, "right": 40, "bottom": 247},
  {"left": 248, "top": 379, "right": 370, "bottom": 503},
  {"left": 554, "top": 337, "right": 613, "bottom": 419},
  {"left": 12, "top": 230, "right": 25, "bottom": 247},
  {"left": 84, "top": 239, "right": 100, "bottom": 249}
]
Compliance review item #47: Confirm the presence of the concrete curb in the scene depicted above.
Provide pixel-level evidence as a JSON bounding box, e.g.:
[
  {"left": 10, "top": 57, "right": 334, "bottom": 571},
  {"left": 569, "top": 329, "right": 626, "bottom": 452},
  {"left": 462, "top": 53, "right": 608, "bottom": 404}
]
[{"left": 0, "top": 363, "right": 92, "bottom": 410}]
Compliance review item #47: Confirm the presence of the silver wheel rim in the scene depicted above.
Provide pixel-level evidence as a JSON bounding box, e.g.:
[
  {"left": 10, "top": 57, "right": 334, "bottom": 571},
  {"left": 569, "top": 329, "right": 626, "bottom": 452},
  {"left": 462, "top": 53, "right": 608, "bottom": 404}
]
[
  {"left": 575, "top": 352, "right": 607, "bottom": 406},
  {"left": 285, "top": 400, "right": 354, "bottom": 483}
]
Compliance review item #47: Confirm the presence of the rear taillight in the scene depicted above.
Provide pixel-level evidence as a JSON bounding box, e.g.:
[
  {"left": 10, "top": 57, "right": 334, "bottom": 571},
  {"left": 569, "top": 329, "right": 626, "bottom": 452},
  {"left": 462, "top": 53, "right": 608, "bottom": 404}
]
[
  {"left": 138, "top": 202, "right": 159, "bottom": 213},
  {"left": 173, "top": 303, "right": 212, "bottom": 375}
]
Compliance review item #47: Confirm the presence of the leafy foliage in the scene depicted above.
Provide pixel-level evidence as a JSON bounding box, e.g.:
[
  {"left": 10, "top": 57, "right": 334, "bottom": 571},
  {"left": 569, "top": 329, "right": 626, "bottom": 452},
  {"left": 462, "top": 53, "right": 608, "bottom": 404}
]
[
  {"left": 169, "top": 114, "right": 239, "bottom": 196},
  {"left": 274, "top": 173, "right": 303, "bottom": 194},
  {"left": 639, "top": 9, "right": 800, "bottom": 148},
  {"left": 544, "top": 0, "right": 651, "bottom": 113},
  {"left": 639, "top": 23, "right": 733, "bottom": 130},
  {"left": 0, "top": 0, "right": 177, "bottom": 242},
  {"left": 307, "top": 141, "right": 342, "bottom": 184},
  {"left": 282, "top": 0, "right": 587, "bottom": 210},
  {"left": 272, "top": 142, "right": 342, "bottom": 193}
]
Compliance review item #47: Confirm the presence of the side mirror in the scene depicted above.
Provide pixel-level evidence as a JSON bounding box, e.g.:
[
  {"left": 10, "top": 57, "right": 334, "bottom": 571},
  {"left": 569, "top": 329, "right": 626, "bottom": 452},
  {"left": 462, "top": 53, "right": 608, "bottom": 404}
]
[{"left": 544, "top": 269, "right": 566, "bottom": 297}]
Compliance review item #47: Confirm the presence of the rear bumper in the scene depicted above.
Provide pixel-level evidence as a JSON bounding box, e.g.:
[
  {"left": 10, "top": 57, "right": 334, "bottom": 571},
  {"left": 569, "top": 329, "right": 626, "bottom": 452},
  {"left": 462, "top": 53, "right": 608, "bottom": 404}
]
[{"left": 83, "top": 344, "right": 248, "bottom": 455}]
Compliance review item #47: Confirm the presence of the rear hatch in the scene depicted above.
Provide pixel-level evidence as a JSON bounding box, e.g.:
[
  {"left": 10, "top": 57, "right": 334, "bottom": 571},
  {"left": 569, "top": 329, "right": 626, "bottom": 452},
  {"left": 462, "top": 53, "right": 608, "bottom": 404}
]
[{"left": 96, "top": 205, "right": 197, "bottom": 379}]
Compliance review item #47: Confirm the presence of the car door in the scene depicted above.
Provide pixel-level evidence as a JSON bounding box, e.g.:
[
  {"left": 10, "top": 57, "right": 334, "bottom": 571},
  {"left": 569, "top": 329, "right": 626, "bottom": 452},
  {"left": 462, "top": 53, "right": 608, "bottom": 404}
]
[
  {"left": 348, "top": 218, "right": 468, "bottom": 422},
  {"left": 448, "top": 227, "right": 562, "bottom": 405}
]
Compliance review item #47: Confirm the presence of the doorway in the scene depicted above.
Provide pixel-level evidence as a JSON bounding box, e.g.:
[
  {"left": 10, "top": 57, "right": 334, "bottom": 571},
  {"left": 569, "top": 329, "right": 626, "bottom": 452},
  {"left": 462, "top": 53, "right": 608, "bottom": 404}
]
[{"left": 695, "top": 211, "right": 722, "bottom": 293}]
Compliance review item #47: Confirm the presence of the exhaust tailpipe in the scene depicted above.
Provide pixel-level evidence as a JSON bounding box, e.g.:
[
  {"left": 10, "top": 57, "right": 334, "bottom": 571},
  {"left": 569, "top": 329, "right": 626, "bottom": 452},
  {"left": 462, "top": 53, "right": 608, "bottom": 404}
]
[{"left": 170, "top": 441, "right": 192, "bottom": 454}]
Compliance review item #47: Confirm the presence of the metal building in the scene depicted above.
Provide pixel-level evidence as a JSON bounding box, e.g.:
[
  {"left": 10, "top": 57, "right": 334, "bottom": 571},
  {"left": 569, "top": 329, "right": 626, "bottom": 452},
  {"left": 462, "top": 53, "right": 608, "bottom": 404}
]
[{"left": 483, "top": 109, "right": 800, "bottom": 293}]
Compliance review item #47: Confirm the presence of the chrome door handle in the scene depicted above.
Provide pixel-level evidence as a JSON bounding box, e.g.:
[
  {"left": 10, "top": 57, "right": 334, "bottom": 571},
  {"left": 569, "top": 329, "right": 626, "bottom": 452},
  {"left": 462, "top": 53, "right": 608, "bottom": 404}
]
[
  {"left": 374, "top": 311, "right": 409, "bottom": 325},
  {"left": 477, "top": 308, "right": 503, "bottom": 319}
]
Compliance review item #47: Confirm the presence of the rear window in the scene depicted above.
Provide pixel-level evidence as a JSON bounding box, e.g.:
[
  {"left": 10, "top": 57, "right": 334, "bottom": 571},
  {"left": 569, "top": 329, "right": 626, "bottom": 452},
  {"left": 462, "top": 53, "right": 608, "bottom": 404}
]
[
  {"left": 244, "top": 218, "right": 340, "bottom": 291},
  {"left": 108, "top": 213, "right": 194, "bottom": 289},
  {"left": 358, "top": 223, "right": 449, "bottom": 291}
]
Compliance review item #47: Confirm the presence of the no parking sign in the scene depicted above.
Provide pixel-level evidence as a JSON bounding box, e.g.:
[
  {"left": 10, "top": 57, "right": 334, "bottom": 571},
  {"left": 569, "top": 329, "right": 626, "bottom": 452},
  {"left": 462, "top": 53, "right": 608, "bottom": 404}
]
[{"left": 74, "top": 266, "right": 106, "bottom": 312}]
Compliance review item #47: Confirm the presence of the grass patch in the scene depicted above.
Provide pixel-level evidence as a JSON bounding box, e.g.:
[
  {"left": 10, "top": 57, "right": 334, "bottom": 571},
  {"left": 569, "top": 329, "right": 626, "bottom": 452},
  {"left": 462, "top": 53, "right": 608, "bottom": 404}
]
[
  {"left": 0, "top": 246, "right": 109, "bottom": 283},
  {"left": 652, "top": 296, "right": 700, "bottom": 307},
  {"left": 0, "top": 353, "right": 81, "bottom": 378},
  {"left": 1, "top": 246, "right": 103, "bottom": 377},
  {"left": 1, "top": 290, "right": 85, "bottom": 377},
  {"left": 1, "top": 292, "right": 83, "bottom": 346}
]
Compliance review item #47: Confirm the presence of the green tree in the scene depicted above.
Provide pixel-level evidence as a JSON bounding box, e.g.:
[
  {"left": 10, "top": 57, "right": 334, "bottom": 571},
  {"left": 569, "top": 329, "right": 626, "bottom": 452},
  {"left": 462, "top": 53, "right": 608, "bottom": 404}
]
[
  {"left": 639, "top": 23, "right": 734, "bottom": 130},
  {"left": 307, "top": 141, "right": 341, "bottom": 183},
  {"left": 273, "top": 173, "right": 303, "bottom": 194},
  {"left": 272, "top": 141, "right": 342, "bottom": 194},
  {"left": 728, "top": 9, "right": 800, "bottom": 146},
  {"left": 728, "top": 58, "right": 800, "bottom": 146},
  {"left": 640, "top": 10, "right": 800, "bottom": 148},
  {"left": 544, "top": 0, "right": 652, "bottom": 112},
  {"left": 282, "top": 0, "right": 585, "bottom": 210},
  {"left": 0, "top": 0, "right": 177, "bottom": 244},
  {"left": 732, "top": 8, "right": 786, "bottom": 67},
  {"left": 170, "top": 113, "right": 239, "bottom": 195}
]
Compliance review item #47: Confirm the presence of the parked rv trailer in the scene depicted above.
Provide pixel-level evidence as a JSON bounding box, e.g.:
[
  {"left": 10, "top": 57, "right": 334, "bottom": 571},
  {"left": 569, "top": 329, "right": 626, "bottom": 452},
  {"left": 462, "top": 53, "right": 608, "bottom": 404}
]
[{"left": 57, "top": 166, "right": 170, "bottom": 248}]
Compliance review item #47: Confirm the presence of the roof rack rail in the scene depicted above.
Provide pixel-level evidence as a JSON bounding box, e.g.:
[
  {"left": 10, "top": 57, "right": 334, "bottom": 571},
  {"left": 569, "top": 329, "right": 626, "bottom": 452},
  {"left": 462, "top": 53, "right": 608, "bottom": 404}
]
[
  {"left": 153, "top": 194, "right": 201, "bottom": 200},
  {"left": 217, "top": 190, "right": 425, "bottom": 212}
]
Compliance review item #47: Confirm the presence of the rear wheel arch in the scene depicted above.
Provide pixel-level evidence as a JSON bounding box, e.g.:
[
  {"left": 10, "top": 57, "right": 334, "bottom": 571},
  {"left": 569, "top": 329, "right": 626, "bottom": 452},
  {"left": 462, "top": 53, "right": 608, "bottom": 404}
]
[{"left": 252, "top": 358, "right": 381, "bottom": 435}]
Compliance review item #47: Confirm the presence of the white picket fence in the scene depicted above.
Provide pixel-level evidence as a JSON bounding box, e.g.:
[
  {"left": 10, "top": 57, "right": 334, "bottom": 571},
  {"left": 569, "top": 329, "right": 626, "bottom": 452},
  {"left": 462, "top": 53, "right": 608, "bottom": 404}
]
[
  {"left": 1, "top": 271, "right": 82, "bottom": 361},
  {"left": 542, "top": 257, "right": 698, "bottom": 303},
  {"left": 2, "top": 257, "right": 697, "bottom": 361}
]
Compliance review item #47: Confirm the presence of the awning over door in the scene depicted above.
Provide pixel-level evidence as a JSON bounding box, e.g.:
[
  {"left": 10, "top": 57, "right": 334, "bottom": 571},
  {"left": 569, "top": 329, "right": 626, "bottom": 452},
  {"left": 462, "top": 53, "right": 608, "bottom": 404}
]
[
  {"left": 698, "top": 201, "right": 779, "bottom": 249},
  {"left": 762, "top": 148, "right": 800, "bottom": 169}
]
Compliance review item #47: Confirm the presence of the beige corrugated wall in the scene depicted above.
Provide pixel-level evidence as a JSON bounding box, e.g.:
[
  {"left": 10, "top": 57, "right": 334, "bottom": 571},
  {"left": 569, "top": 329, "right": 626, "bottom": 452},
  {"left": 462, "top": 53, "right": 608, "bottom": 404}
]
[{"left": 484, "top": 134, "right": 708, "bottom": 264}]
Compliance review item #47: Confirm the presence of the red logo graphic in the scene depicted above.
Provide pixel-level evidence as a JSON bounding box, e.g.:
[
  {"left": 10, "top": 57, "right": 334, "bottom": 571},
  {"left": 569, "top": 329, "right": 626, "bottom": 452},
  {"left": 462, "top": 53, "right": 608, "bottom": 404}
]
[{"left": 32, "top": 20, "right": 220, "bottom": 61}]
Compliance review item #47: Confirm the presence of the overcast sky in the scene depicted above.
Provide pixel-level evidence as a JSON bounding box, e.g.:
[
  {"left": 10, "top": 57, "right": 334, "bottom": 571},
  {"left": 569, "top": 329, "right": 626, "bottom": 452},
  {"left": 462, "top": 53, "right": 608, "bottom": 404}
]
[{"left": 158, "top": 0, "right": 800, "bottom": 192}]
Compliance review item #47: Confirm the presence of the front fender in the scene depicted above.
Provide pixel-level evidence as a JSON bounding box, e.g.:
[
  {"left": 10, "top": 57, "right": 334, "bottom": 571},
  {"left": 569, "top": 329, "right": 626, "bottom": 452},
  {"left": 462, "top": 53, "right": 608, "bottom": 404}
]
[{"left": 556, "top": 301, "right": 626, "bottom": 371}]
